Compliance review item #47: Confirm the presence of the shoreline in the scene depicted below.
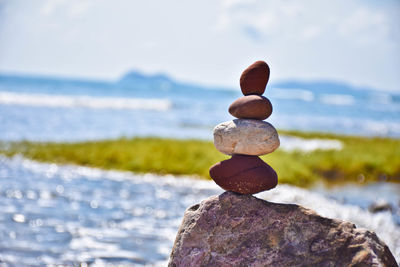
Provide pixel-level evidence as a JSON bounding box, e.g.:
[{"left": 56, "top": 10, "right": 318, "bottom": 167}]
[{"left": 1, "top": 130, "right": 399, "bottom": 187}]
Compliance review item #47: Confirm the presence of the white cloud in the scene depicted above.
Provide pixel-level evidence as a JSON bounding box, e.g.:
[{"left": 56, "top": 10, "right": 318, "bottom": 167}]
[
  {"left": 41, "top": 0, "right": 91, "bottom": 18},
  {"left": 216, "top": 1, "right": 395, "bottom": 45},
  {"left": 221, "top": 0, "right": 255, "bottom": 9},
  {"left": 338, "top": 7, "right": 389, "bottom": 45},
  {"left": 0, "top": 0, "right": 399, "bottom": 91},
  {"left": 216, "top": 1, "right": 325, "bottom": 42},
  {"left": 68, "top": 0, "right": 91, "bottom": 18},
  {"left": 301, "top": 26, "right": 322, "bottom": 41},
  {"left": 41, "top": 0, "right": 66, "bottom": 16}
]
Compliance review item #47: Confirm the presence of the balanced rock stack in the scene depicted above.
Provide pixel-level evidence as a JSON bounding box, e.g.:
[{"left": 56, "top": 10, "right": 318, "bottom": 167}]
[
  {"left": 169, "top": 61, "right": 399, "bottom": 266},
  {"left": 209, "top": 61, "right": 280, "bottom": 194}
]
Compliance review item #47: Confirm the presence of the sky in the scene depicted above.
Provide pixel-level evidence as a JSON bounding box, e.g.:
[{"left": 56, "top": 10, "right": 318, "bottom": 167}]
[{"left": 0, "top": 0, "right": 399, "bottom": 91}]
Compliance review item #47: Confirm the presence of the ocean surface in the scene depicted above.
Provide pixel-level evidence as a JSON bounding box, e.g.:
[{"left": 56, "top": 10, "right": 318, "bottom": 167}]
[
  {"left": 0, "top": 156, "right": 399, "bottom": 266},
  {"left": 0, "top": 73, "right": 399, "bottom": 265},
  {"left": 0, "top": 73, "right": 400, "bottom": 141}
]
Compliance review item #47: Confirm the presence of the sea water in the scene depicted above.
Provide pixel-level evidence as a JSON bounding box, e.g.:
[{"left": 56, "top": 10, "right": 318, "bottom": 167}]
[
  {"left": 0, "top": 156, "right": 399, "bottom": 266},
  {"left": 0, "top": 74, "right": 399, "bottom": 265},
  {"left": 0, "top": 74, "right": 400, "bottom": 141}
]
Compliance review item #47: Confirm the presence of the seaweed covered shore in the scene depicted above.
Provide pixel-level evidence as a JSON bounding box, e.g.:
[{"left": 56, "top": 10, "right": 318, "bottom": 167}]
[{"left": 1, "top": 130, "right": 399, "bottom": 187}]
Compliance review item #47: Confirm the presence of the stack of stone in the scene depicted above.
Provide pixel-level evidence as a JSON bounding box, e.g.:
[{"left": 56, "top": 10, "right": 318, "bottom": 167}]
[{"left": 209, "top": 61, "right": 280, "bottom": 194}]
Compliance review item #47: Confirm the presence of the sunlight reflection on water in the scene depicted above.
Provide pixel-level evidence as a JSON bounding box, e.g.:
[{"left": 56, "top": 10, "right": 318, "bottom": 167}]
[{"left": 0, "top": 156, "right": 399, "bottom": 265}]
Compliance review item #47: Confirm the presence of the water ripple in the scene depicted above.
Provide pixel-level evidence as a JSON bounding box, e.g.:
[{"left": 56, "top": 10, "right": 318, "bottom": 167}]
[{"left": 0, "top": 156, "right": 398, "bottom": 265}]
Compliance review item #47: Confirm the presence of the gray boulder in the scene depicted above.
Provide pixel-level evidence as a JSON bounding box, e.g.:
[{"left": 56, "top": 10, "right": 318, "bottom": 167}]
[{"left": 169, "top": 192, "right": 398, "bottom": 267}]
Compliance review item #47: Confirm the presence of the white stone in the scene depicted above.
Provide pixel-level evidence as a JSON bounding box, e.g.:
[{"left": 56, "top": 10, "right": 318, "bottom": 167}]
[{"left": 213, "top": 119, "right": 280, "bottom": 156}]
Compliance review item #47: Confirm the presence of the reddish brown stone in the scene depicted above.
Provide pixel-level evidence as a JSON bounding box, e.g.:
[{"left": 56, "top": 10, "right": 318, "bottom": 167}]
[
  {"left": 240, "top": 61, "right": 270, "bottom": 96},
  {"left": 209, "top": 154, "right": 277, "bottom": 194},
  {"left": 229, "top": 95, "right": 272, "bottom": 120}
]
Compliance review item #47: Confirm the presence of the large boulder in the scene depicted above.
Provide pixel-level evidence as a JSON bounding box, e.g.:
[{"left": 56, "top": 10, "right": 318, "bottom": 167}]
[{"left": 169, "top": 192, "right": 398, "bottom": 267}]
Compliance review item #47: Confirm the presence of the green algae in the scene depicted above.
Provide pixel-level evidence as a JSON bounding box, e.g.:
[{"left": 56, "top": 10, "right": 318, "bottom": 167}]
[{"left": 1, "top": 131, "right": 399, "bottom": 187}]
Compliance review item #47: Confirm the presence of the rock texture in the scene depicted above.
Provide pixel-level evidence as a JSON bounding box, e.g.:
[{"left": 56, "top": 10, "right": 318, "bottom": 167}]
[
  {"left": 209, "top": 155, "right": 277, "bottom": 194},
  {"left": 169, "top": 192, "right": 398, "bottom": 267},
  {"left": 228, "top": 95, "right": 273, "bottom": 120},
  {"left": 213, "top": 119, "right": 280, "bottom": 155},
  {"left": 240, "top": 61, "right": 270, "bottom": 96}
]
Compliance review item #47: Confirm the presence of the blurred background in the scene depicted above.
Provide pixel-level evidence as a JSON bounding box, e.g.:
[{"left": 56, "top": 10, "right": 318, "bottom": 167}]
[{"left": 0, "top": 0, "right": 399, "bottom": 266}]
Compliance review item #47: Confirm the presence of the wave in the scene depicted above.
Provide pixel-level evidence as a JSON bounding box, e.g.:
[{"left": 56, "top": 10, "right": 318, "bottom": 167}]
[
  {"left": 0, "top": 91, "right": 172, "bottom": 111},
  {"left": 319, "top": 94, "right": 355, "bottom": 106},
  {"left": 1, "top": 156, "right": 399, "bottom": 265},
  {"left": 271, "top": 114, "right": 400, "bottom": 137},
  {"left": 270, "top": 88, "right": 315, "bottom": 102},
  {"left": 279, "top": 135, "right": 343, "bottom": 152}
]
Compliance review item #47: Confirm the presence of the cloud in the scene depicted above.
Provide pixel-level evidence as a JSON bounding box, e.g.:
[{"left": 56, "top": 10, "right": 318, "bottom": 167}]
[
  {"left": 301, "top": 26, "right": 322, "bottom": 41},
  {"left": 211, "top": 0, "right": 400, "bottom": 91},
  {"left": 338, "top": 7, "right": 389, "bottom": 45},
  {"left": 216, "top": 1, "right": 395, "bottom": 45},
  {"left": 216, "top": 1, "right": 309, "bottom": 40},
  {"left": 41, "top": 0, "right": 92, "bottom": 18},
  {"left": 0, "top": 0, "right": 398, "bottom": 91},
  {"left": 221, "top": 0, "right": 256, "bottom": 9}
]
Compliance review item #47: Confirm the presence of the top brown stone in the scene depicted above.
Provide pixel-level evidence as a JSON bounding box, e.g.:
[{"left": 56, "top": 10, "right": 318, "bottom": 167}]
[{"left": 240, "top": 61, "right": 270, "bottom": 96}]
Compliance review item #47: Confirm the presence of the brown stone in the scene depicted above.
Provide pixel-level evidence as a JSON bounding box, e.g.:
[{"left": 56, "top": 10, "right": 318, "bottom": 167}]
[
  {"left": 228, "top": 95, "right": 272, "bottom": 120},
  {"left": 240, "top": 60, "right": 270, "bottom": 95},
  {"left": 209, "top": 154, "right": 277, "bottom": 194},
  {"left": 169, "top": 192, "right": 398, "bottom": 267}
]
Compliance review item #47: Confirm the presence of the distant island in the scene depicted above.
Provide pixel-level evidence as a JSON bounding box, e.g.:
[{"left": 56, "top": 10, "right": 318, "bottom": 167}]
[
  {"left": 118, "top": 70, "right": 383, "bottom": 95},
  {"left": 0, "top": 71, "right": 398, "bottom": 100}
]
